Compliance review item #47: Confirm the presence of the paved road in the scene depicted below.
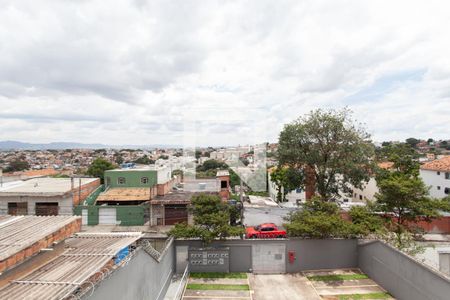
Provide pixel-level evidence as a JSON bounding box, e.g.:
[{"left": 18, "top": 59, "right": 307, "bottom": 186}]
[{"left": 243, "top": 206, "right": 297, "bottom": 226}]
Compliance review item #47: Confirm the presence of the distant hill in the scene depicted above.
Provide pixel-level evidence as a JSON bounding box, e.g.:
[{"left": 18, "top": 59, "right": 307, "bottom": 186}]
[{"left": 0, "top": 140, "right": 179, "bottom": 150}]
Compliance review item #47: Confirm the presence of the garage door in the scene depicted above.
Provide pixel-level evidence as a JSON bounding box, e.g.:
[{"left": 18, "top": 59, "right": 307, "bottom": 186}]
[
  {"left": 252, "top": 243, "right": 286, "bottom": 274},
  {"left": 164, "top": 205, "right": 188, "bottom": 225},
  {"left": 35, "top": 203, "right": 59, "bottom": 216},
  {"left": 82, "top": 209, "right": 88, "bottom": 225},
  {"left": 99, "top": 207, "right": 117, "bottom": 225}
]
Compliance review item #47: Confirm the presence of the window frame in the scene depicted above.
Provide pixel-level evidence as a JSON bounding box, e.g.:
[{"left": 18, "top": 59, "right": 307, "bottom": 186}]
[{"left": 117, "top": 177, "right": 126, "bottom": 185}]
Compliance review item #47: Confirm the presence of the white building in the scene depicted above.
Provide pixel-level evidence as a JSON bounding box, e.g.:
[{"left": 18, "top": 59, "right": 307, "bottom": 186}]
[{"left": 420, "top": 156, "right": 450, "bottom": 199}]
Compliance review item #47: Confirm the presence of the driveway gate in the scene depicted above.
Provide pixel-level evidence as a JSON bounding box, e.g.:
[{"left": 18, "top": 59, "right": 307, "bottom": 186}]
[{"left": 252, "top": 243, "right": 286, "bottom": 274}]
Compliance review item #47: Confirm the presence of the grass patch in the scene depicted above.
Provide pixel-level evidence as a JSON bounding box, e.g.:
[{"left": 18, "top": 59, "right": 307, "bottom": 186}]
[
  {"left": 307, "top": 274, "right": 369, "bottom": 281},
  {"left": 190, "top": 272, "right": 247, "bottom": 279},
  {"left": 338, "top": 292, "right": 391, "bottom": 299},
  {"left": 186, "top": 283, "right": 250, "bottom": 291}
]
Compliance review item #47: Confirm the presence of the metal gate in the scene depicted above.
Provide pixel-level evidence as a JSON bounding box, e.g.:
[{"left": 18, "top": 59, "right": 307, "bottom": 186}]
[
  {"left": 99, "top": 207, "right": 117, "bottom": 225},
  {"left": 164, "top": 205, "right": 188, "bottom": 225},
  {"left": 252, "top": 243, "right": 286, "bottom": 274}
]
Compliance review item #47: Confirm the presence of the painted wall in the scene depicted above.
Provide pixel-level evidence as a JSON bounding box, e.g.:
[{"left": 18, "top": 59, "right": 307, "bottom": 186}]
[
  {"left": 420, "top": 169, "right": 450, "bottom": 198},
  {"left": 74, "top": 204, "right": 148, "bottom": 226},
  {"left": 86, "top": 242, "right": 174, "bottom": 300},
  {"left": 175, "top": 239, "right": 358, "bottom": 273},
  {"left": 358, "top": 240, "right": 450, "bottom": 300},
  {"left": 104, "top": 169, "right": 157, "bottom": 188}
]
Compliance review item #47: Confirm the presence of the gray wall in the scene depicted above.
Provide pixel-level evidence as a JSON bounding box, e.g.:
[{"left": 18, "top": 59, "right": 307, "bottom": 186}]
[
  {"left": 86, "top": 242, "right": 174, "bottom": 300},
  {"left": 0, "top": 195, "right": 73, "bottom": 215},
  {"left": 358, "top": 240, "right": 450, "bottom": 300},
  {"left": 175, "top": 239, "right": 358, "bottom": 273}
]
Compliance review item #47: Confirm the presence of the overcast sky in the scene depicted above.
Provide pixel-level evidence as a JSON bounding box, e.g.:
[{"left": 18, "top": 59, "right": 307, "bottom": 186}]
[{"left": 1, "top": 0, "right": 449, "bottom": 146}]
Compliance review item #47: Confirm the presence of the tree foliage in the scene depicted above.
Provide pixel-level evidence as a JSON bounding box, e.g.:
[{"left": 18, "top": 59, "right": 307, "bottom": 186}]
[
  {"left": 284, "top": 199, "right": 362, "bottom": 238},
  {"left": 374, "top": 144, "right": 450, "bottom": 248},
  {"left": 168, "top": 194, "right": 244, "bottom": 244},
  {"left": 3, "top": 159, "right": 30, "bottom": 172},
  {"left": 278, "top": 108, "right": 374, "bottom": 200},
  {"left": 133, "top": 155, "right": 155, "bottom": 165},
  {"left": 86, "top": 158, "right": 115, "bottom": 183},
  {"left": 376, "top": 143, "right": 419, "bottom": 178},
  {"left": 405, "top": 137, "right": 420, "bottom": 148},
  {"left": 270, "top": 167, "right": 303, "bottom": 202}
]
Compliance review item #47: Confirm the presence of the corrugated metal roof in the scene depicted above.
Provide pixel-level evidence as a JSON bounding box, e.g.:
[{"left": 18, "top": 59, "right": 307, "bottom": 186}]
[
  {"left": 0, "top": 232, "right": 142, "bottom": 300},
  {"left": 0, "top": 216, "right": 80, "bottom": 261}
]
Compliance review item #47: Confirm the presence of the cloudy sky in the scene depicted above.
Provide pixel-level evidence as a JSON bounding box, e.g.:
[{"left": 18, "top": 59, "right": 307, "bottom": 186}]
[{"left": 1, "top": 0, "right": 449, "bottom": 146}]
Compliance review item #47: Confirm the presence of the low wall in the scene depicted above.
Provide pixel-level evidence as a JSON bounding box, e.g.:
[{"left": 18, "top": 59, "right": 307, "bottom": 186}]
[
  {"left": 358, "top": 240, "right": 450, "bottom": 300},
  {"left": 86, "top": 239, "right": 174, "bottom": 300},
  {"left": 175, "top": 239, "right": 358, "bottom": 273}
]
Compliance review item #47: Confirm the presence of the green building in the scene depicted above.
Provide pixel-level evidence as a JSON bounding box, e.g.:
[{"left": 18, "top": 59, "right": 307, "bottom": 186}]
[{"left": 104, "top": 169, "right": 157, "bottom": 188}]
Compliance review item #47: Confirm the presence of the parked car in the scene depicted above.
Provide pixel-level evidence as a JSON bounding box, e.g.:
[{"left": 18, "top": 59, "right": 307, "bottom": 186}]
[{"left": 245, "top": 223, "right": 287, "bottom": 239}]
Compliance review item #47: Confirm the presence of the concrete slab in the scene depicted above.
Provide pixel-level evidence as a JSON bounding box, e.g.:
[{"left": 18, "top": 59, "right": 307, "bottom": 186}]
[
  {"left": 303, "top": 268, "right": 362, "bottom": 276},
  {"left": 249, "top": 273, "right": 321, "bottom": 300}
]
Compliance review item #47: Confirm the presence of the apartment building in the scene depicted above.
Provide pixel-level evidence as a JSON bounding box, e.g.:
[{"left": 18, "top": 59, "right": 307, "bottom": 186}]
[{"left": 420, "top": 156, "right": 450, "bottom": 198}]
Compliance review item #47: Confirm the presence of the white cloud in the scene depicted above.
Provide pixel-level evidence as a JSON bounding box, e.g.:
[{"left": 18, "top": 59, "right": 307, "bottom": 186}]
[{"left": 0, "top": 0, "right": 449, "bottom": 146}]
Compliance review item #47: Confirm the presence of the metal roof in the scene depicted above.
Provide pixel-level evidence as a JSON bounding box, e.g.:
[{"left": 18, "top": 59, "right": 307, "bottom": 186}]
[
  {"left": 0, "top": 215, "right": 80, "bottom": 261},
  {"left": 0, "top": 232, "right": 142, "bottom": 300}
]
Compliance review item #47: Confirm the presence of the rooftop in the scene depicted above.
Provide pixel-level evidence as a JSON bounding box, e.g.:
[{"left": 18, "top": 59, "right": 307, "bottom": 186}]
[
  {"left": 96, "top": 187, "right": 151, "bottom": 202},
  {"left": 0, "top": 232, "right": 142, "bottom": 300},
  {"left": 0, "top": 177, "right": 98, "bottom": 196},
  {"left": 0, "top": 215, "right": 80, "bottom": 261},
  {"left": 421, "top": 156, "right": 450, "bottom": 172}
]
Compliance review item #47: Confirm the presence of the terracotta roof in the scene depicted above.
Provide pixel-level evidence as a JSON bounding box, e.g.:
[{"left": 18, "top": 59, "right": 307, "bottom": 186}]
[
  {"left": 96, "top": 188, "right": 151, "bottom": 202},
  {"left": 377, "top": 162, "right": 394, "bottom": 170},
  {"left": 421, "top": 156, "right": 450, "bottom": 172}
]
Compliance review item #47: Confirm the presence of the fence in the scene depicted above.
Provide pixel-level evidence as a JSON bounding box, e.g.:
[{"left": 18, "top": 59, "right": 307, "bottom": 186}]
[{"left": 358, "top": 240, "right": 450, "bottom": 300}]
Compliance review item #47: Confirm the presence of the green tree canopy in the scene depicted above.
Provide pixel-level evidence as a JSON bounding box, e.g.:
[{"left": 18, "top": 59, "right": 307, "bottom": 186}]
[
  {"left": 375, "top": 143, "right": 419, "bottom": 178},
  {"left": 168, "top": 194, "right": 243, "bottom": 244},
  {"left": 133, "top": 155, "right": 155, "bottom": 165},
  {"left": 86, "top": 158, "right": 115, "bottom": 183},
  {"left": 284, "top": 198, "right": 361, "bottom": 238},
  {"left": 4, "top": 159, "right": 30, "bottom": 173},
  {"left": 405, "top": 137, "right": 420, "bottom": 148},
  {"left": 278, "top": 108, "right": 374, "bottom": 200}
]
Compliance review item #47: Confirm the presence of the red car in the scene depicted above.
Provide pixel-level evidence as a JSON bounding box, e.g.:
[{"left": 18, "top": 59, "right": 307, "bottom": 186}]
[{"left": 245, "top": 223, "right": 287, "bottom": 239}]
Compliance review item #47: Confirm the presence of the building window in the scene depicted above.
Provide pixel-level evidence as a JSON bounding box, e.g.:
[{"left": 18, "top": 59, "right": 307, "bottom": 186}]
[
  {"left": 437, "top": 186, "right": 441, "bottom": 190},
  {"left": 437, "top": 171, "right": 441, "bottom": 175},
  {"left": 359, "top": 195, "right": 363, "bottom": 200},
  {"left": 446, "top": 172, "right": 450, "bottom": 180},
  {"left": 221, "top": 180, "right": 228, "bottom": 189},
  {"left": 118, "top": 177, "right": 126, "bottom": 185},
  {"left": 141, "top": 177, "right": 149, "bottom": 184},
  {"left": 445, "top": 187, "right": 450, "bottom": 195}
]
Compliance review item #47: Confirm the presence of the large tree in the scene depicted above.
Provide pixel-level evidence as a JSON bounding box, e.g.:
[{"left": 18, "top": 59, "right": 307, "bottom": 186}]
[
  {"left": 168, "top": 194, "right": 243, "bottom": 244},
  {"left": 374, "top": 145, "right": 449, "bottom": 248},
  {"left": 86, "top": 158, "right": 115, "bottom": 183},
  {"left": 278, "top": 108, "right": 374, "bottom": 200}
]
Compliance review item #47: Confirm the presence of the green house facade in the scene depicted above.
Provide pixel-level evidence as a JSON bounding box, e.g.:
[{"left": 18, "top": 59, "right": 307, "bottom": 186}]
[{"left": 104, "top": 169, "right": 157, "bottom": 188}]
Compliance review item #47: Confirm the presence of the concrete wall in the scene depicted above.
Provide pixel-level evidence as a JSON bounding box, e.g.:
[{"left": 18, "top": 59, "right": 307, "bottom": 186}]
[
  {"left": 175, "top": 239, "right": 358, "bottom": 273},
  {"left": 0, "top": 194, "right": 73, "bottom": 215},
  {"left": 86, "top": 242, "right": 174, "bottom": 300},
  {"left": 358, "top": 240, "right": 450, "bottom": 300}
]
